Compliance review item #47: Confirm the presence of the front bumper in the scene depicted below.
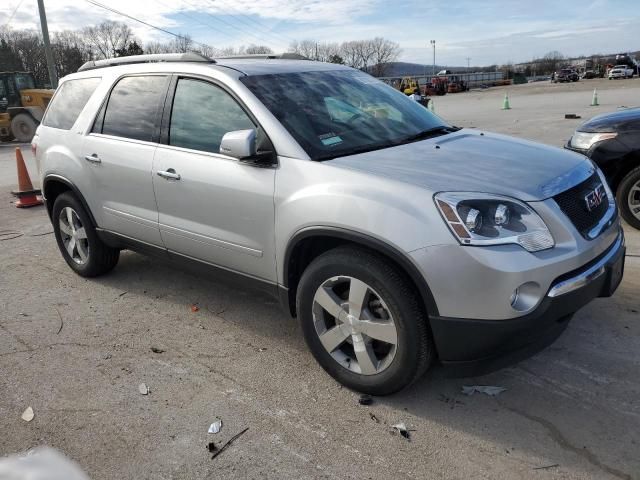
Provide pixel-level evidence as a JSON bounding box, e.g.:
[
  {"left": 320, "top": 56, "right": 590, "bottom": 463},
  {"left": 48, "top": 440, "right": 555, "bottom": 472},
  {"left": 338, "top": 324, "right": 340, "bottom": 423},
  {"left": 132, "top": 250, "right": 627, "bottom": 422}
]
[{"left": 429, "top": 230, "right": 625, "bottom": 377}]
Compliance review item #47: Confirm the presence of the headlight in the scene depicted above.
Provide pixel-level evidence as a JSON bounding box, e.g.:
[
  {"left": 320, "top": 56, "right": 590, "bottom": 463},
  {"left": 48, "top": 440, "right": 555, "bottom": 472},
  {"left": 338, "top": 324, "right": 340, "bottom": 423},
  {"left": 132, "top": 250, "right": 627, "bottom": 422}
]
[
  {"left": 434, "top": 193, "right": 554, "bottom": 252},
  {"left": 570, "top": 131, "right": 617, "bottom": 150}
]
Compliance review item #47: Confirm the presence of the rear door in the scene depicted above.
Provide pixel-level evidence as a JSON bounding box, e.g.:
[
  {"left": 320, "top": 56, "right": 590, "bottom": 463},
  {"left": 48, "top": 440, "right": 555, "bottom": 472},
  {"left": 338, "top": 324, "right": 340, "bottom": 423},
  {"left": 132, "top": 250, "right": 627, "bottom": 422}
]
[
  {"left": 152, "top": 76, "right": 277, "bottom": 281},
  {"left": 82, "top": 74, "right": 169, "bottom": 246}
]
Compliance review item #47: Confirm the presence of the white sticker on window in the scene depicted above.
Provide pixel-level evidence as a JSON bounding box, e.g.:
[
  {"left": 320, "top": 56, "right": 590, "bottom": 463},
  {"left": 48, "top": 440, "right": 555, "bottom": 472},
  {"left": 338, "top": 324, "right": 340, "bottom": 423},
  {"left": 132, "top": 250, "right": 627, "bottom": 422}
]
[{"left": 320, "top": 134, "right": 343, "bottom": 146}]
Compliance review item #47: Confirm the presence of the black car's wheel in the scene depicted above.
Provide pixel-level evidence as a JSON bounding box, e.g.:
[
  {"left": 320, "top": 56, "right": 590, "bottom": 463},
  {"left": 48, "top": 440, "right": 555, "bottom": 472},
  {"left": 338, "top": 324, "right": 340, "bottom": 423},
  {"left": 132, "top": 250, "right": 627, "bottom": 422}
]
[
  {"left": 617, "top": 166, "right": 640, "bottom": 230},
  {"left": 296, "top": 246, "right": 434, "bottom": 395},
  {"left": 52, "top": 192, "right": 120, "bottom": 276}
]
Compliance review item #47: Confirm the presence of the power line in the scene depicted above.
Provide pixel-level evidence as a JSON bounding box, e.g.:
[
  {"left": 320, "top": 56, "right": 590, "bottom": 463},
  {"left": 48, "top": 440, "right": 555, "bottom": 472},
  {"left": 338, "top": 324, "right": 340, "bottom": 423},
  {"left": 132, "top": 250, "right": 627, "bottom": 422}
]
[
  {"left": 84, "top": 0, "right": 214, "bottom": 51},
  {"left": 2, "top": 0, "right": 26, "bottom": 28},
  {"left": 204, "top": 0, "right": 295, "bottom": 46},
  {"left": 171, "top": 0, "right": 271, "bottom": 47},
  {"left": 181, "top": 0, "right": 281, "bottom": 48}
]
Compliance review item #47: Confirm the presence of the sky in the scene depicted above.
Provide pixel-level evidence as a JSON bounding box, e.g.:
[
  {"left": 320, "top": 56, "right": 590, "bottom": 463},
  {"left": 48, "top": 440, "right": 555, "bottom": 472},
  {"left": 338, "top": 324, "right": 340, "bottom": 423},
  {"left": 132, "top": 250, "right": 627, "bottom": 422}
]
[{"left": 1, "top": 0, "right": 639, "bottom": 66}]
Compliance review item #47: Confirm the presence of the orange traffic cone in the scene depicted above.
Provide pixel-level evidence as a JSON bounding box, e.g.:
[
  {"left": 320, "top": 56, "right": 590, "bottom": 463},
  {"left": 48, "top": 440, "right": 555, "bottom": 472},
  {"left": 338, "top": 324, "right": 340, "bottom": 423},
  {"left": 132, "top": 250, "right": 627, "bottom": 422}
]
[{"left": 11, "top": 147, "right": 43, "bottom": 208}]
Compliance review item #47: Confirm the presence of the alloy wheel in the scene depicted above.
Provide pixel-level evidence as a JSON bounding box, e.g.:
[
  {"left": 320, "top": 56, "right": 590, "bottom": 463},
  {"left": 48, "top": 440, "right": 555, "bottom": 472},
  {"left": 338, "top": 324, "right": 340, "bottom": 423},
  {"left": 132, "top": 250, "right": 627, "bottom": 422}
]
[
  {"left": 59, "top": 207, "right": 89, "bottom": 265},
  {"left": 312, "top": 276, "right": 398, "bottom": 375},
  {"left": 628, "top": 179, "right": 640, "bottom": 221}
]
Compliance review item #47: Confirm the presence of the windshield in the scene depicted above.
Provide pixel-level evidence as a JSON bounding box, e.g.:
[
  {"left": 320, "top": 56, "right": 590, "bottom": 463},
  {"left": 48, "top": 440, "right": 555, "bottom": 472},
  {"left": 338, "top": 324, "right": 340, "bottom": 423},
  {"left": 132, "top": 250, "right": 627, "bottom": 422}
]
[
  {"left": 14, "top": 73, "right": 35, "bottom": 91},
  {"left": 241, "top": 69, "right": 449, "bottom": 161}
]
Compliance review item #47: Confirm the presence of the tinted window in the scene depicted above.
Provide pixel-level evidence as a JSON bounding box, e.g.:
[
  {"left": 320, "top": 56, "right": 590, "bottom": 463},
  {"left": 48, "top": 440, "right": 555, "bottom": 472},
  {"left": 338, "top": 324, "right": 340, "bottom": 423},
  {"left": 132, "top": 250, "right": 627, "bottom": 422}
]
[
  {"left": 42, "top": 77, "right": 100, "bottom": 130},
  {"left": 169, "top": 78, "right": 254, "bottom": 153},
  {"left": 101, "top": 76, "right": 167, "bottom": 142},
  {"left": 241, "top": 70, "right": 448, "bottom": 161}
]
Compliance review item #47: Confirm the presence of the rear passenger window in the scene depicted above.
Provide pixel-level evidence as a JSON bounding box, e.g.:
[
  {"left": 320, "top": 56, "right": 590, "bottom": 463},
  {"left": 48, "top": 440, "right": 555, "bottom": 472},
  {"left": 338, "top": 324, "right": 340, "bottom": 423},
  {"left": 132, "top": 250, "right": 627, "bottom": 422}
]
[
  {"left": 42, "top": 77, "right": 100, "bottom": 130},
  {"left": 98, "top": 76, "right": 167, "bottom": 142},
  {"left": 169, "top": 78, "right": 254, "bottom": 153}
]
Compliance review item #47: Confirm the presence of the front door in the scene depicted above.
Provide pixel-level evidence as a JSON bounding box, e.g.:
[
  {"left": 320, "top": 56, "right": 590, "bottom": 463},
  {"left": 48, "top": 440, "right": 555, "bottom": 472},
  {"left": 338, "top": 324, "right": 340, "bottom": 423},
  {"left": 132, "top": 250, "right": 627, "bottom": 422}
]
[
  {"left": 82, "top": 75, "right": 169, "bottom": 246},
  {"left": 152, "top": 77, "right": 277, "bottom": 281}
]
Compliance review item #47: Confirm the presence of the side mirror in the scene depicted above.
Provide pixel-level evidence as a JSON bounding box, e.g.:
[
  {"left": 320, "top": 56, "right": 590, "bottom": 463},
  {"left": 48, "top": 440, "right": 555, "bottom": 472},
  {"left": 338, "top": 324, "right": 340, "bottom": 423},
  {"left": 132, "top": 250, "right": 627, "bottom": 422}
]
[
  {"left": 219, "top": 129, "right": 276, "bottom": 167},
  {"left": 220, "top": 129, "right": 256, "bottom": 159}
]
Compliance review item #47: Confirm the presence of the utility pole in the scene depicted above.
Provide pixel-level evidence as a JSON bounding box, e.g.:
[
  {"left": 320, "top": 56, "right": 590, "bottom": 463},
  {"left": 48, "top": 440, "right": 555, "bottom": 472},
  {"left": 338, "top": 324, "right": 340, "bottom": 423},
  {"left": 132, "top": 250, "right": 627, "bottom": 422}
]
[
  {"left": 466, "top": 57, "right": 471, "bottom": 72},
  {"left": 37, "top": 0, "right": 58, "bottom": 88},
  {"left": 430, "top": 40, "right": 436, "bottom": 76}
]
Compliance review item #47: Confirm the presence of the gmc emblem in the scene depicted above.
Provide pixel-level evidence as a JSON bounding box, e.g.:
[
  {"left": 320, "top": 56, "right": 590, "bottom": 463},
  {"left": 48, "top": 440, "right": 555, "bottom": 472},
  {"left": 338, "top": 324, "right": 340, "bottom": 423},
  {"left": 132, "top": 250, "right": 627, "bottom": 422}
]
[{"left": 584, "top": 183, "right": 606, "bottom": 212}]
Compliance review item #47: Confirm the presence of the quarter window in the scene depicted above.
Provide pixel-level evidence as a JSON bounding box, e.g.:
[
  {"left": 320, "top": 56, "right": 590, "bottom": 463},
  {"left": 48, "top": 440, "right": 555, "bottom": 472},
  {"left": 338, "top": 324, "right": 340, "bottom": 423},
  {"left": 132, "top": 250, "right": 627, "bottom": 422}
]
[
  {"left": 42, "top": 77, "right": 101, "bottom": 130},
  {"left": 169, "top": 78, "right": 255, "bottom": 154},
  {"left": 98, "top": 76, "right": 167, "bottom": 142}
]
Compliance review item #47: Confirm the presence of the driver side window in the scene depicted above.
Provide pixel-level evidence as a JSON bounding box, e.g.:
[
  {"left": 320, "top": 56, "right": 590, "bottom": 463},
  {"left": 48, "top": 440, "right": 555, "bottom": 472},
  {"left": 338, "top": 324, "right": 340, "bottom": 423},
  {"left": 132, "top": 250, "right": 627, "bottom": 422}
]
[{"left": 169, "top": 78, "right": 255, "bottom": 154}]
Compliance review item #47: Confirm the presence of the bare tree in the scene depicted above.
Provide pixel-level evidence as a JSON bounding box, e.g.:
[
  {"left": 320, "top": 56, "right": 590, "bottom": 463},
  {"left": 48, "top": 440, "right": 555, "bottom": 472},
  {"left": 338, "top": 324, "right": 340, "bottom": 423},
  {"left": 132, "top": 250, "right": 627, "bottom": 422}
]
[
  {"left": 537, "top": 50, "right": 565, "bottom": 74},
  {"left": 340, "top": 41, "right": 363, "bottom": 69},
  {"left": 369, "top": 37, "right": 401, "bottom": 77},
  {"left": 245, "top": 44, "right": 273, "bottom": 54},
  {"left": 83, "top": 21, "right": 135, "bottom": 59},
  {"left": 168, "top": 34, "right": 193, "bottom": 53}
]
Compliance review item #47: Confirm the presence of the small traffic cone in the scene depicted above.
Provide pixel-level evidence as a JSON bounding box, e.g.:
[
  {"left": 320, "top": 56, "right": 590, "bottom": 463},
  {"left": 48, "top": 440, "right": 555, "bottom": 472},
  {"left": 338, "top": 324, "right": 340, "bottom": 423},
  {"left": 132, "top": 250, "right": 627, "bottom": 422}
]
[
  {"left": 11, "top": 147, "right": 43, "bottom": 208},
  {"left": 502, "top": 93, "right": 511, "bottom": 110},
  {"left": 591, "top": 88, "right": 599, "bottom": 106}
]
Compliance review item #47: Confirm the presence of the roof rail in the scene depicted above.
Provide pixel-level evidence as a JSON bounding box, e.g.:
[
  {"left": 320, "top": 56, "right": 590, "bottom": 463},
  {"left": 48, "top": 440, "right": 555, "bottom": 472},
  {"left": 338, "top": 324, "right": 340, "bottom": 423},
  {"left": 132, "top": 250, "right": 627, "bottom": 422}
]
[
  {"left": 78, "top": 52, "right": 215, "bottom": 72},
  {"left": 216, "top": 53, "right": 309, "bottom": 61}
]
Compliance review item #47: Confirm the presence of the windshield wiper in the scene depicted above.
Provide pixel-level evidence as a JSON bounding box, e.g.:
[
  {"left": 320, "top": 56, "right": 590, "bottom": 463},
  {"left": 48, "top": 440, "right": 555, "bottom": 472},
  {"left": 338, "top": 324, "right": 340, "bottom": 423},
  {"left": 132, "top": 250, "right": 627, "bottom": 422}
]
[{"left": 398, "top": 125, "right": 458, "bottom": 144}]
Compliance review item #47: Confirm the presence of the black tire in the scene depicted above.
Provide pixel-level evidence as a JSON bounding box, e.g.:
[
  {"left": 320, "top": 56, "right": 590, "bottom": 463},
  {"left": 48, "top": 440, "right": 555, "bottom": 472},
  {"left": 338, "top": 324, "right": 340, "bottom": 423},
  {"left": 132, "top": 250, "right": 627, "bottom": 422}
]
[
  {"left": 296, "top": 246, "right": 434, "bottom": 395},
  {"left": 616, "top": 166, "right": 640, "bottom": 230},
  {"left": 10, "top": 113, "right": 38, "bottom": 143},
  {"left": 52, "top": 192, "right": 120, "bottom": 276}
]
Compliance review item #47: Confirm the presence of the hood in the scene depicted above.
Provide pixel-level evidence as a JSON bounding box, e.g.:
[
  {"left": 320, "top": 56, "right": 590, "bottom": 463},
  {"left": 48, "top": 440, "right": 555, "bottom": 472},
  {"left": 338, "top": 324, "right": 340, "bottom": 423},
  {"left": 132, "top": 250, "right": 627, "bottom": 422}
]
[
  {"left": 578, "top": 107, "right": 640, "bottom": 132},
  {"left": 327, "top": 130, "right": 594, "bottom": 201}
]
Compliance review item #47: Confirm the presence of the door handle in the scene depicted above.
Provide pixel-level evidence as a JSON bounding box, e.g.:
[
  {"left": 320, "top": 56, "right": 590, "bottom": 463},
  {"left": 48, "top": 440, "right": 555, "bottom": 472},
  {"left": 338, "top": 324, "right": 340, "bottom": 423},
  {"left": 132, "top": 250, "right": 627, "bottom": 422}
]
[
  {"left": 84, "top": 153, "right": 101, "bottom": 164},
  {"left": 157, "top": 168, "right": 181, "bottom": 180}
]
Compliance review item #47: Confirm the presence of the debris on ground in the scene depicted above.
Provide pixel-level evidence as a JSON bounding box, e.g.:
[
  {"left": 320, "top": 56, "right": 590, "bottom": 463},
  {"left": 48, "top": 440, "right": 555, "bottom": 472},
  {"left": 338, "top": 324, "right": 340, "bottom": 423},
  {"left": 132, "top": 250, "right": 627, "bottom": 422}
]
[
  {"left": 210, "top": 428, "right": 249, "bottom": 460},
  {"left": 207, "top": 442, "right": 217, "bottom": 453},
  {"left": 18, "top": 312, "right": 29, "bottom": 317},
  {"left": 21, "top": 406, "right": 34, "bottom": 422},
  {"left": 369, "top": 412, "right": 380, "bottom": 423},
  {"left": 391, "top": 422, "right": 410, "bottom": 440},
  {"left": 103, "top": 354, "right": 112, "bottom": 360},
  {"left": 257, "top": 347, "right": 267, "bottom": 352},
  {"left": 533, "top": 463, "right": 560, "bottom": 470},
  {"left": 118, "top": 291, "right": 127, "bottom": 297},
  {"left": 138, "top": 383, "right": 149, "bottom": 395},
  {"left": 564, "top": 114, "right": 581, "bottom": 119},
  {"left": 54, "top": 307, "right": 63, "bottom": 335},
  {"left": 358, "top": 394, "right": 373, "bottom": 406},
  {"left": 190, "top": 305, "right": 200, "bottom": 313},
  {"left": 438, "top": 394, "right": 465, "bottom": 408},
  {"left": 150, "top": 347, "right": 165, "bottom": 354},
  {"left": 461, "top": 385, "right": 507, "bottom": 396},
  {"left": 208, "top": 419, "right": 222, "bottom": 434}
]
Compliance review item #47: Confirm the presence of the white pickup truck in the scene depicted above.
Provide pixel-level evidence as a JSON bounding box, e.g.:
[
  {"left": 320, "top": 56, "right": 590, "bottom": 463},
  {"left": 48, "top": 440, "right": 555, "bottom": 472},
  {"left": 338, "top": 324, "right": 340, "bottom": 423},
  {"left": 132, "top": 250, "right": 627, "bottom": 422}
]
[{"left": 608, "top": 65, "right": 634, "bottom": 79}]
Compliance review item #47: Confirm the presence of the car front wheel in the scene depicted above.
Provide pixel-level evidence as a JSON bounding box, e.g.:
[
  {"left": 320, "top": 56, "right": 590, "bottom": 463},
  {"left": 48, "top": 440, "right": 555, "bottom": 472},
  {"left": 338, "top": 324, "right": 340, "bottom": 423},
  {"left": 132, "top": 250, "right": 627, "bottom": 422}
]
[
  {"left": 296, "top": 246, "right": 434, "bottom": 395},
  {"left": 617, "top": 167, "right": 640, "bottom": 230},
  {"left": 52, "top": 192, "right": 120, "bottom": 276}
]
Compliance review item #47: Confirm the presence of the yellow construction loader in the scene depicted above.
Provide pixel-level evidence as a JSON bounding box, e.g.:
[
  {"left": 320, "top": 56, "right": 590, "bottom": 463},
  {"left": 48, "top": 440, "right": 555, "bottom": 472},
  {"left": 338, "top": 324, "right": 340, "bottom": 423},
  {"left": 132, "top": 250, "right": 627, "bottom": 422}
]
[{"left": 0, "top": 72, "right": 54, "bottom": 143}]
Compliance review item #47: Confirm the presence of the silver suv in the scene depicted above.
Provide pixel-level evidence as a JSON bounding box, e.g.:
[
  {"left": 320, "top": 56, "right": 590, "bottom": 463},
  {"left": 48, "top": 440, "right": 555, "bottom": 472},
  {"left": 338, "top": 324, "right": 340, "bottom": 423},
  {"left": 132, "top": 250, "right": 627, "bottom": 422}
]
[{"left": 35, "top": 53, "right": 625, "bottom": 394}]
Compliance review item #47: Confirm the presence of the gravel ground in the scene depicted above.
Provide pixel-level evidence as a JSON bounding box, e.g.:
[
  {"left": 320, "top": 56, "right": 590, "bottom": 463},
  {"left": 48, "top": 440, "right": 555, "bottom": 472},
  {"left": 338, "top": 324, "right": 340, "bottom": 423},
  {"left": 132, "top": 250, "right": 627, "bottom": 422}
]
[{"left": 1, "top": 78, "right": 639, "bottom": 480}]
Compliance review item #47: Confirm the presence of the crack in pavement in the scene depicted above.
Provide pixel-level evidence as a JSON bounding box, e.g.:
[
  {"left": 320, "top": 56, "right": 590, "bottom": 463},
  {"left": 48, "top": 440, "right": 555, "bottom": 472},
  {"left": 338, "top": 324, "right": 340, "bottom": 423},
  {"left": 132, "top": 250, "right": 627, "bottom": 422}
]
[{"left": 497, "top": 400, "right": 632, "bottom": 480}]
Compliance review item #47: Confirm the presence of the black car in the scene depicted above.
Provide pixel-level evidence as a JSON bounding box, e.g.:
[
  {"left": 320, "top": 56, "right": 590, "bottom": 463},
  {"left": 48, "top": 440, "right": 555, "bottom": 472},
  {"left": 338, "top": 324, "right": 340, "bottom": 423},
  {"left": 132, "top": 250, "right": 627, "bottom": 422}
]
[{"left": 566, "top": 108, "right": 640, "bottom": 229}]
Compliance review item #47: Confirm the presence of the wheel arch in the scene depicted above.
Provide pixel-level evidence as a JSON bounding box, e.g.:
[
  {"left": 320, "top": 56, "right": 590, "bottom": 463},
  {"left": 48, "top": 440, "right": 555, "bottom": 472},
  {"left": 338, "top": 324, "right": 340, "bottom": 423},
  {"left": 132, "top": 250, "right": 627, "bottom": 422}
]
[
  {"left": 609, "top": 151, "right": 640, "bottom": 191},
  {"left": 282, "top": 227, "right": 440, "bottom": 319},
  {"left": 43, "top": 174, "right": 97, "bottom": 227},
  {"left": 8, "top": 106, "right": 43, "bottom": 122}
]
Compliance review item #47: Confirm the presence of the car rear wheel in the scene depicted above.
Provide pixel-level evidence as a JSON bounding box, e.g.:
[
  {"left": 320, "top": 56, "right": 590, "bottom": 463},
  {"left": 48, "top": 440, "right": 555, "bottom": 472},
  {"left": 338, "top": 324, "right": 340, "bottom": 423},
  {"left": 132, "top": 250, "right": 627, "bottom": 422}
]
[
  {"left": 52, "top": 192, "right": 120, "bottom": 276},
  {"left": 296, "top": 246, "right": 434, "bottom": 395},
  {"left": 617, "top": 166, "right": 640, "bottom": 230}
]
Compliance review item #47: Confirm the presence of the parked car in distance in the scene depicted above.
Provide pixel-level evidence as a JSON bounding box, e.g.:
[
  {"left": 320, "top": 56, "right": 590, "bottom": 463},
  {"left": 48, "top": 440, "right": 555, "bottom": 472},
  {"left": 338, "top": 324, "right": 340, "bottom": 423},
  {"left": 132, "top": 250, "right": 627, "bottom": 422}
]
[
  {"left": 581, "top": 70, "right": 596, "bottom": 79},
  {"left": 567, "top": 107, "right": 640, "bottom": 229},
  {"left": 34, "top": 53, "right": 625, "bottom": 395},
  {"left": 553, "top": 69, "right": 579, "bottom": 82},
  {"left": 608, "top": 65, "right": 634, "bottom": 79}
]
